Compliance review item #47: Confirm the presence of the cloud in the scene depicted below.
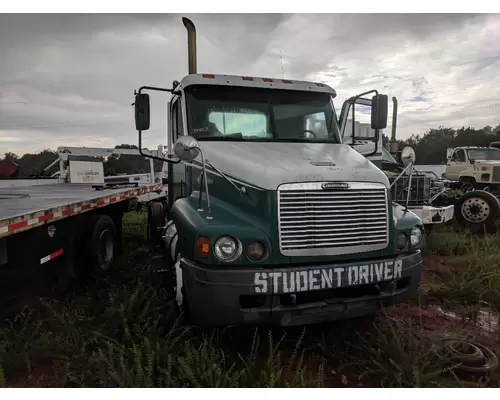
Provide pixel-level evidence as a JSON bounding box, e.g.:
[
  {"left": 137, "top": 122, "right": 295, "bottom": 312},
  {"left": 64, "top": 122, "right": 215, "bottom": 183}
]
[{"left": 0, "top": 13, "right": 498, "bottom": 156}]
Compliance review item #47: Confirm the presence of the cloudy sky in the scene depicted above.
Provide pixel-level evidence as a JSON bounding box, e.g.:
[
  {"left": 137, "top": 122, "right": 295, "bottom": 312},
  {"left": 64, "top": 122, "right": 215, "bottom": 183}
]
[{"left": 1, "top": 13, "right": 500, "bottom": 156}]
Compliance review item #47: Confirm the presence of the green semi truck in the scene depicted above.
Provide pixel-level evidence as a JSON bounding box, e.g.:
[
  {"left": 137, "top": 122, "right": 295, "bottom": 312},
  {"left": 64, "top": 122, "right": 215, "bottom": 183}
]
[{"left": 133, "top": 17, "right": 424, "bottom": 327}]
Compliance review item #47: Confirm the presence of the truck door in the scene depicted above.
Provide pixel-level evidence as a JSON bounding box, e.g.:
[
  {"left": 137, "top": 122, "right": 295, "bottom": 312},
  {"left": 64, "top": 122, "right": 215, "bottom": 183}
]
[{"left": 446, "top": 149, "right": 466, "bottom": 181}]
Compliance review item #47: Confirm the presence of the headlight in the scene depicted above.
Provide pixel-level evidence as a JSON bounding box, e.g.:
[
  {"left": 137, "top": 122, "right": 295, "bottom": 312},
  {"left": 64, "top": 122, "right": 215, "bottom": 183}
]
[
  {"left": 410, "top": 226, "right": 423, "bottom": 246},
  {"left": 395, "top": 232, "right": 408, "bottom": 250},
  {"left": 247, "top": 241, "right": 267, "bottom": 261},
  {"left": 214, "top": 235, "right": 242, "bottom": 262}
]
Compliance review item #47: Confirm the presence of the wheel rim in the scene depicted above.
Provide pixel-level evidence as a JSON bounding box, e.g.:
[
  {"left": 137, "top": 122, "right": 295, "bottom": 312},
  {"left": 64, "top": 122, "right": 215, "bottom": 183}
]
[
  {"left": 98, "top": 229, "right": 114, "bottom": 270},
  {"left": 461, "top": 197, "right": 491, "bottom": 223}
]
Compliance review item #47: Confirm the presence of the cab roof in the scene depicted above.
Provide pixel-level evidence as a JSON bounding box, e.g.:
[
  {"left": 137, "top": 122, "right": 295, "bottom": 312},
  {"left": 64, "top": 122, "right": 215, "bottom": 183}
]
[
  {"left": 454, "top": 146, "right": 499, "bottom": 150},
  {"left": 177, "top": 73, "right": 337, "bottom": 97}
]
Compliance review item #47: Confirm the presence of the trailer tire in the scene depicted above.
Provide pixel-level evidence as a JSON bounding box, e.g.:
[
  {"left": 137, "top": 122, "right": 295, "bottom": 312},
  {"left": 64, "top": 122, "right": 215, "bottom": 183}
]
[
  {"left": 454, "top": 190, "right": 500, "bottom": 235},
  {"left": 148, "top": 201, "right": 165, "bottom": 247},
  {"left": 80, "top": 214, "right": 118, "bottom": 280}
]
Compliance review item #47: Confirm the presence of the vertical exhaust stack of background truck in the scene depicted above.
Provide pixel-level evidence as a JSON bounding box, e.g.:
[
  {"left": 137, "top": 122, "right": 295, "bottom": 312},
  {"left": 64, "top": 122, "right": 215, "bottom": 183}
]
[{"left": 133, "top": 17, "right": 425, "bottom": 327}]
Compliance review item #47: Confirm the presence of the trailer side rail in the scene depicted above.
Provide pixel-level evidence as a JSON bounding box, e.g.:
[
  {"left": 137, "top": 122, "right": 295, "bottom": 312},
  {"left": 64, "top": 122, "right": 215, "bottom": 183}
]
[{"left": 0, "top": 184, "right": 163, "bottom": 239}]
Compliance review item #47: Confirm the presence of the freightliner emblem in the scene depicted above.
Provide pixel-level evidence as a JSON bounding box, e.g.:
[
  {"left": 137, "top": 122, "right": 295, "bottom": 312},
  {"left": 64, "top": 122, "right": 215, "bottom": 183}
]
[{"left": 321, "top": 182, "right": 350, "bottom": 190}]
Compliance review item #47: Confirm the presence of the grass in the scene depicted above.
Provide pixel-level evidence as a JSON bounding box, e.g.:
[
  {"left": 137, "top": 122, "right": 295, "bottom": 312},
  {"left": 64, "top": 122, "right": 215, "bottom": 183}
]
[
  {"left": 425, "top": 228, "right": 500, "bottom": 310},
  {"left": 0, "top": 212, "right": 499, "bottom": 387}
]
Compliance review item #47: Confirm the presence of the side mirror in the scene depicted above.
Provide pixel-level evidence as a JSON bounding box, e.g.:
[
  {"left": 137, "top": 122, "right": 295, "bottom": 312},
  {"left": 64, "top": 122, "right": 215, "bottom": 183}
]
[
  {"left": 400, "top": 146, "right": 416, "bottom": 166},
  {"left": 135, "top": 93, "right": 151, "bottom": 131},
  {"left": 371, "top": 94, "right": 388, "bottom": 130},
  {"left": 174, "top": 135, "right": 200, "bottom": 161}
]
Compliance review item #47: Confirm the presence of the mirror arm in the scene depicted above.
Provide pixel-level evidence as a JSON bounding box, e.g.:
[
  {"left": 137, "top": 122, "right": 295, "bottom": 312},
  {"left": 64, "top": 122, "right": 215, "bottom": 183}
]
[
  {"left": 348, "top": 89, "right": 379, "bottom": 104},
  {"left": 363, "top": 130, "right": 379, "bottom": 158},
  {"left": 347, "top": 89, "right": 381, "bottom": 155},
  {"left": 135, "top": 85, "right": 182, "bottom": 165},
  {"left": 390, "top": 161, "right": 415, "bottom": 211},
  {"left": 208, "top": 162, "right": 246, "bottom": 196},
  {"left": 191, "top": 146, "right": 213, "bottom": 220},
  {"left": 137, "top": 85, "right": 180, "bottom": 96},
  {"left": 138, "top": 130, "right": 181, "bottom": 164}
]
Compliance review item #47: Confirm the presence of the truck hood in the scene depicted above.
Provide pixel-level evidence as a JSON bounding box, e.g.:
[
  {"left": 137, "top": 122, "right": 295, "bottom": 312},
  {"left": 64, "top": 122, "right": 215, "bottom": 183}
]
[
  {"left": 474, "top": 160, "right": 500, "bottom": 167},
  {"left": 197, "top": 141, "right": 390, "bottom": 190}
]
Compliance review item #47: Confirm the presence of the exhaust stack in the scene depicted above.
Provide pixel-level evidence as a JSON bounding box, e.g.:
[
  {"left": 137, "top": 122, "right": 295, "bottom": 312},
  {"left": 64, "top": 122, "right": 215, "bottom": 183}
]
[
  {"left": 389, "top": 96, "right": 399, "bottom": 156},
  {"left": 182, "top": 17, "right": 197, "bottom": 74}
]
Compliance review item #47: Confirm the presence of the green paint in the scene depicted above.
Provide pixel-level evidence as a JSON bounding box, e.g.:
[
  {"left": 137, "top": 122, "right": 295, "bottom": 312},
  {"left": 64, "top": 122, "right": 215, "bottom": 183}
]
[{"left": 170, "top": 164, "right": 422, "bottom": 265}]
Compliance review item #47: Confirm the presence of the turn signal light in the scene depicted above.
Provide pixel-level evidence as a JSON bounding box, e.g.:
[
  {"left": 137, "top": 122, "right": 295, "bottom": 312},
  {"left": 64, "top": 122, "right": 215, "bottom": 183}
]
[{"left": 196, "top": 237, "right": 210, "bottom": 258}]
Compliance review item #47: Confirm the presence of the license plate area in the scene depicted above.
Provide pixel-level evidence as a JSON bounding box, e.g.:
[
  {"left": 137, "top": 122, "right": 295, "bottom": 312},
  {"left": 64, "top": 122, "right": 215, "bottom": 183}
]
[{"left": 279, "top": 282, "right": 386, "bottom": 306}]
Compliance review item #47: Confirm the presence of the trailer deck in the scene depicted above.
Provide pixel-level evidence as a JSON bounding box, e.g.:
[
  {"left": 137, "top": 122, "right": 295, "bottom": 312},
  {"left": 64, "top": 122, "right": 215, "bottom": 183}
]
[{"left": 0, "top": 183, "right": 163, "bottom": 238}]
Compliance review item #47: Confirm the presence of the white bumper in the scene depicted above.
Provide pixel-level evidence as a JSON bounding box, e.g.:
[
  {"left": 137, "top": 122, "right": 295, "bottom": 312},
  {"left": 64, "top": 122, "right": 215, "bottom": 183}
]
[{"left": 409, "top": 205, "right": 455, "bottom": 225}]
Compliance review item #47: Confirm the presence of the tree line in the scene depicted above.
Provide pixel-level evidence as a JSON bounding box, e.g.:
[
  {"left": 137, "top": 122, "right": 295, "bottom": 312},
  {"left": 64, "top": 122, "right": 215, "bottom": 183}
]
[
  {"left": 2, "top": 123, "right": 500, "bottom": 177},
  {"left": 386, "top": 123, "right": 500, "bottom": 165}
]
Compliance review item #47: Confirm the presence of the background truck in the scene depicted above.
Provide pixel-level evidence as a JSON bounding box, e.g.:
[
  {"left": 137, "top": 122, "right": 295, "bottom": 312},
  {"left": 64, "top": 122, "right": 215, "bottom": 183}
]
[
  {"left": 341, "top": 99, "right": 454, "bottom": 233},
  {"left": 445, "top": 145, "right": 500, "bottom": 192},
  {"left": 132, "top": 17, "right": 425, "bottom": 327},
  {"left": 0, "top": 146, "right": 165, "bottom": 309}
]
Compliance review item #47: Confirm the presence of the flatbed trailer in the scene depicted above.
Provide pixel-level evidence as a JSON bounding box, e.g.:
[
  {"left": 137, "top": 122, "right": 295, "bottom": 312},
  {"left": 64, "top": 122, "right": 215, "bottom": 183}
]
[{"left": 0, "top": 180, "right": 163, "bottom": 299}]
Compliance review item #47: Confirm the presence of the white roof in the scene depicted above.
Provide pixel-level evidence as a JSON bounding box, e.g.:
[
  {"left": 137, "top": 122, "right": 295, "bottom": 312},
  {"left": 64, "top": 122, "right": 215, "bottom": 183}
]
[
  {"left": 177, "top": 73, "right": 336, "bottom": 97},
  {"left": 455, "top": 146, "right": 498, "bottom": 150}
]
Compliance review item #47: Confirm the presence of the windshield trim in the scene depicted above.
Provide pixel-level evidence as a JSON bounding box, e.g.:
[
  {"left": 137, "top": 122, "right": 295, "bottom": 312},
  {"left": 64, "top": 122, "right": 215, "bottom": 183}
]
[{"left": 184, "top": 84, "right": 341, "bottom": 144}]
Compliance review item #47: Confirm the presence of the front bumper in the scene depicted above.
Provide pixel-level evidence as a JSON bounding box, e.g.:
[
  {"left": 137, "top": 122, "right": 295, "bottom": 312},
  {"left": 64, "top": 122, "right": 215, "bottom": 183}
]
[
  {"left": 181, "top": 251, "right": 422, "bottom": 327},
  {"left": 409, "top": 205, "right": 454, "bottom": 225}
]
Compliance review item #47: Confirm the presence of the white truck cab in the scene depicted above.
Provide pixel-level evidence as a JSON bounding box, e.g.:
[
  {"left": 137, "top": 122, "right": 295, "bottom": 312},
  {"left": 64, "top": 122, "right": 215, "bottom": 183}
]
[{"left": 445, "top": 146, "right": 500, "bottom": 190}]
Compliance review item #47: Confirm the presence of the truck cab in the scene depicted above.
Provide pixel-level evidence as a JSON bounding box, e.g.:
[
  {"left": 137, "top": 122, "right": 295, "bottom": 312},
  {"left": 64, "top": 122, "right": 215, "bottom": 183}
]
[
  {"left": 133, "top": 17, "right": 424, "bottom": 327},
  {"left": 445, "top": 146, "right": 500, "bottom": 190}
]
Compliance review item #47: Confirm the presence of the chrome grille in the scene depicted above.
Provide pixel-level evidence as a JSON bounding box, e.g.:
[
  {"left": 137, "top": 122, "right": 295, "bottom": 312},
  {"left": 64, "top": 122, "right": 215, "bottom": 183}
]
[
  {"left": 493, "top": 166, "right": 500, "bottom": 182},
  {"left": 278, "top": 182, "right": 389, "bottom": 257},
  {"left": 390, "top": 175, "right": 431, "bottom": 206}
]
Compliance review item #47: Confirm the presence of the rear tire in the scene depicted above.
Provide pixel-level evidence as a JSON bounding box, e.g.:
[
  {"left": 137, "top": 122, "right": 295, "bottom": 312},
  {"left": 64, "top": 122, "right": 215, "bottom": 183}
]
[
  {"left": 454, "top": 190, "right": 500, "bottom": 235},
  {"left": 78, "top": 214, "right": 118, "bottom": 282}
]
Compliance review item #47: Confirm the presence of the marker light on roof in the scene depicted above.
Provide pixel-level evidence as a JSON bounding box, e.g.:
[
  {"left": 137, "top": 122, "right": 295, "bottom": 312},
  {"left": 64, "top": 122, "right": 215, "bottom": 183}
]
[
  {"left": 202, "top": 74, "right": 215, "bottom": 79},
  {"left": 242, "top": 76, "right": 254, "bottom": 81},
  {"left": 282, "top": 79, "right": 292, "bottom": 84},
  {"left": 262, "top": 78, "right": 273, "bottom": 82},
  {"left": 315, "top": 82, "right": 325, "bottom": 87}
]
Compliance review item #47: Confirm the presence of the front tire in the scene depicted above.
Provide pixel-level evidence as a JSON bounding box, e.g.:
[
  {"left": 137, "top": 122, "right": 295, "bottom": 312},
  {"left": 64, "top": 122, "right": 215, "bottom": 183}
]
[{"left": 148, "top": 201, "right": 166, "bottom": 247}]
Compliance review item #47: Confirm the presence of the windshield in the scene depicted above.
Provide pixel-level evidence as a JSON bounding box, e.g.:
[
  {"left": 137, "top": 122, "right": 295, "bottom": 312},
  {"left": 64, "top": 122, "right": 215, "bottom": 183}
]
[
  {"left": 467, "top": 149, "right": 500, "bottom": 161},
  {"left": 184, "top": 85, "right": 340, "bottom": 143}
]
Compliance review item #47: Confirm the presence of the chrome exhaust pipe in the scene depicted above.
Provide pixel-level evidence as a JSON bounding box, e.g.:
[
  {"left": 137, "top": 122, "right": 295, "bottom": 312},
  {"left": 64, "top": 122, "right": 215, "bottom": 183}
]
[
  {"left": 182, "top": 17, "right": 197, "bottom": 74},
  {"left": 389, "top": 96, "right": 399, "bottom": 156}
]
